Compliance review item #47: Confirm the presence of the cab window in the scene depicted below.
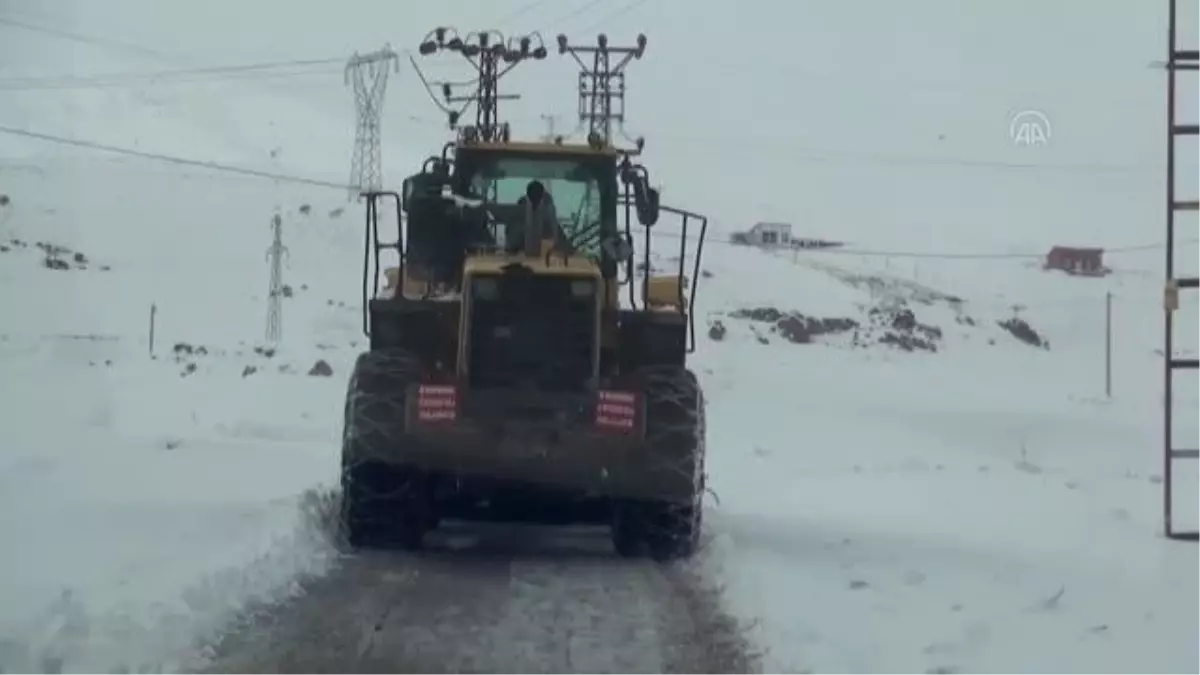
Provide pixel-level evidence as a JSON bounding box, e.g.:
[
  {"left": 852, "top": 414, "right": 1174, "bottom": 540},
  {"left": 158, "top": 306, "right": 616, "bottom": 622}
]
[{"left": 466, "top": 156, "right": 605, "bottom": 258}]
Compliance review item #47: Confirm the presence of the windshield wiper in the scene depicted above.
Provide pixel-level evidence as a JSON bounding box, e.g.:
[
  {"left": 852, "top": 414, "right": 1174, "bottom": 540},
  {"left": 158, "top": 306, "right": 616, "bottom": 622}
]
[{"left": 565, "top": 220, "right": 601, "bottom": 253}]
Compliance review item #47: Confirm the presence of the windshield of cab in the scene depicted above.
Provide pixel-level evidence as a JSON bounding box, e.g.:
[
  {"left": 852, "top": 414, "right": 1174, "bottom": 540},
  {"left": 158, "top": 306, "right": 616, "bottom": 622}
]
[{"left": 465, "top": 156, "right": 604, "bottom": 257}]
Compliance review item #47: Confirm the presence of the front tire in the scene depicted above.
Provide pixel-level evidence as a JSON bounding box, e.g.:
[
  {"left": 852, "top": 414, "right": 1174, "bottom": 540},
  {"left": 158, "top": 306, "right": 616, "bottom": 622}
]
[
  {"left": 611, "top": 366, "right": 706, "bottom": 561},
  {"left": 340, "top": 349, "right": 431, "bottom": 550}
]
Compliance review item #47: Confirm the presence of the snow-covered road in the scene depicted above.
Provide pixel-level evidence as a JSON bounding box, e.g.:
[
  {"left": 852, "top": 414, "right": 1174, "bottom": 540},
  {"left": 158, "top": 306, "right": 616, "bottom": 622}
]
[{"left": 204, "top": 523, "right": 756, "bottom": 673}]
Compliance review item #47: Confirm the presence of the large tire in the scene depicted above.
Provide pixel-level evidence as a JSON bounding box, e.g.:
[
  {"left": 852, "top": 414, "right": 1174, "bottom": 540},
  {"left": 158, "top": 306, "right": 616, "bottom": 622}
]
[
  {"left": 340, "top": 349, "right": 432, "bottom": 550},
  {"left": 612, "top": 366, "right": 706, "bottom": 561}
]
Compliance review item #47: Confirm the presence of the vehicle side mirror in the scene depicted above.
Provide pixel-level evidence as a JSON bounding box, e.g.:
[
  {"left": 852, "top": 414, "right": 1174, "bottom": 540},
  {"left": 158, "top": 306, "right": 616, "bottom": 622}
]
[
  {"left": 401, "top": 178, "right": 414, "bottom": 213},
  {"left": 636, "top": 186, "right": 660, "bottom": 227}
]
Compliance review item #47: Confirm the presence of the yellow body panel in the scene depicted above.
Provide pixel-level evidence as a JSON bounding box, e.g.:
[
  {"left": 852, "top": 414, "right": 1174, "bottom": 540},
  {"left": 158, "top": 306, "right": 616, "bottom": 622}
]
[
  {"left": 645, "top": 274, "right": 688, "bottom": 310},
  {"left": 381, "top": 239, "right": 602, "bottom": 299},
  {"left": 462, "top": 239, "right": 601, "bottom": 280},
  {"left": 457, "top": 239, "right": 604, "bottom": 381}
]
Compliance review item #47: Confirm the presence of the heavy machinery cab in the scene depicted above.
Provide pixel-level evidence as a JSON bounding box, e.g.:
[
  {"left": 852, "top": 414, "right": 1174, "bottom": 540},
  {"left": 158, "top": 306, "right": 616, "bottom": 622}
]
[
  {"left": 454, "top": 141, "right": 621, "bottom": 262},
  {"left": 361, "top": 134, "right": 708, "bottom": 391},
  {"left": 395, "top": 139, "right": 626, "bottom": 295}
]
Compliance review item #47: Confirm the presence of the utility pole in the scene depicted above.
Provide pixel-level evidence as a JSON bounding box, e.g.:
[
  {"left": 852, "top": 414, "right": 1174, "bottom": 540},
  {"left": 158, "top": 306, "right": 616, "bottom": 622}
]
[
  {"left": 418, "top": 27, "right": 548, "bottom": 142},
  {"left": 540, "top": 113, "right": 560, "bottom": 142},
  {"left": 556, "top": 33, "right": 647, "bottom": 151},
  {"left": 345, "top": 45, "right": 400, "bottom": 199},
  {"left": 1105, "top": 290, "right": 1113, "bottom": 398},
  {"left": 265, "top": 213, "right": 288, "bottom": 345}
]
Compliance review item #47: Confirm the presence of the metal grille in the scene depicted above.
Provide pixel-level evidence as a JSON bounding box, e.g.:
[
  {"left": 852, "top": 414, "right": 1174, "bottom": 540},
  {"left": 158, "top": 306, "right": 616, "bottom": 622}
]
[{"left": 466, "top": 275, "right": 597, "bottom": 392}]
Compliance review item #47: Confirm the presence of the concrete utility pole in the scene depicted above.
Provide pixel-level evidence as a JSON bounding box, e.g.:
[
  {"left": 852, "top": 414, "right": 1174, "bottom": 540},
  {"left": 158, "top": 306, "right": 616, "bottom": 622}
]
[
  {"left": 417, "top": 26, "right": 548, "bottom": 141},
  {"left": 556, "top": 33, "right": 647, "bottom": 150},
  {"left": 265, "top": 213, "right": 288, "bottom": 345},
  {"left": 345, "top": 45, "right": 400, "bottom": 199}
]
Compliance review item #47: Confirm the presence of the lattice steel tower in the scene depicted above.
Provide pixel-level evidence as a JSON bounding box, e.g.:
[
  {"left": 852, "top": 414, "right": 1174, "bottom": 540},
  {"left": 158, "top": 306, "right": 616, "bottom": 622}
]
[
  {"left": 265, "top": 213, "right": 288, "bottom": 345},
  {"left": 346, "top": 46, "right": 400, "bottom": 198}
]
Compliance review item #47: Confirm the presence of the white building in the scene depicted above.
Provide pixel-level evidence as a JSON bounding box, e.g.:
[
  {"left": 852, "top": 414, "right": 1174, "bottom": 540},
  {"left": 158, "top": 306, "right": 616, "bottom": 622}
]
[{"left": 745, "top": 221, "right": 793, "bottom": 248}]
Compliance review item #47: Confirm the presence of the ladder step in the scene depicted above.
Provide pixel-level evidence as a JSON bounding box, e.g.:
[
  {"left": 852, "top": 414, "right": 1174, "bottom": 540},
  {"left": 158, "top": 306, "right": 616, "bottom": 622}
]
[
  {"left": 1170, "top": 358, "right": 1200, "bottom": 369},
  {"left": 1174, "top": 49, "right": 1200, "bottom": 61},
  {"left": 1178, "top": 278, "right": 1200, "bottom": 289},
  {"left": 1170, "top": 449, "right": 1200, "bottom": 459},
  {"left": 1174, "top": 200, "right": 1200, "bottom": 211},
  {"left": 1173, "top": 124, "right": 1200, "bottom": 135}
]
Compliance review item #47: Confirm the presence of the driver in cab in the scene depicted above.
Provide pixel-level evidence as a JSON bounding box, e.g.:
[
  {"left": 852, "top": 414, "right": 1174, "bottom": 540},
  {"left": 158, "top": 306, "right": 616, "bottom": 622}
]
[{"left": 513, "top": 180, "right": 565, "bottom": 256}]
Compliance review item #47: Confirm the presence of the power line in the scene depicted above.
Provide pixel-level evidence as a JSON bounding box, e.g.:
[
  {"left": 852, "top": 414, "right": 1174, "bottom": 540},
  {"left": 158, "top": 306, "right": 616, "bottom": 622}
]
[
  {"left": 1, "top": 57, "right": 344, "bottom": 82},
  {"left": 377, "top": 0, "right": 642, "bottom": 139},
  {"left": 796, "top": 239, "right": 1195, "bottom": 259},
  {"left": 0, "top": 16, "right": 169, "bottom": 58},
  {"left": 395, "top": 111, "right": 1152, "bottom": 173},
  {"left": 0, "top": 49, "right": 458, "bottom": 92},
  {"left": 0, "top": 57, "right": 343, "bottom": 86},
  {"left": 0, "top": 13, "right": 459, "bottom": 90},
  {"left": 0, "top": 124, "right": 352, "bottom": 190},
  {"left": 0, "top": 121, "right": 1186, "bottom": 262},
  {"left": 0, "top": 68, "right": 341, "bottom": 91},
  {"left": 484, "top": 0, "right": 646, "bottom": 40},
  {"left": 0, "top": 12, "right": 350, "bottom": 107},
  {"left": 532, "top": 2, "right": 1155, "bottom": 118},
  {"left": 0, "top": 119, "right": 1180, "bottom": 258},
  {"left": 537, "top": 0, "right": 611, "bottom": 33},
  {"left": 634, "top": 127, "right": 1152, "bottom": 174},
  {"left": 406, "top": 52, "right": 470, "bottom": 119},
  {"left": 575, "top": 0, "right": 650, "bottom": 34},
  {"left": 493, "top": 0, "right": 557, "bottom": 28},
  {"left": 6, "top": 69, "right": 339, "bottom": 90},
  {"left": 643, "top": 227, "right": 1196, "bottom": 258}
]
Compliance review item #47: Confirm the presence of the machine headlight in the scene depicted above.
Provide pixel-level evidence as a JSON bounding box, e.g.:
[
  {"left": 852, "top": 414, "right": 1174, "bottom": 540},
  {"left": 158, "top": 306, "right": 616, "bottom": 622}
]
[
  {"left": 472, "top": 276, "right": 499, "bottom": 300},
  {"left": 570, "top": 279, "right": 595, "bottom": 298}
]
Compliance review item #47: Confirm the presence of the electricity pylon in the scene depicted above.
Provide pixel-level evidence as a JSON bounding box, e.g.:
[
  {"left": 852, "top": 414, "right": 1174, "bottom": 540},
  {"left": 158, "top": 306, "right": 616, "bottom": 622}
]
[{"left": 346, "top": 45, "right": 400, "bottom": 198}]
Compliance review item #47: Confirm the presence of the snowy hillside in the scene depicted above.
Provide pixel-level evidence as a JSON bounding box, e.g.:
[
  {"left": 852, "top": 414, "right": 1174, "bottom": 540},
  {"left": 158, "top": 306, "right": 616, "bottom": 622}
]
[
  {"left": 0, "top": 158, "right": 359, "bottom": 671},
  {"left": 2, "top": 0, "right": 1198, "bottom": 672}
]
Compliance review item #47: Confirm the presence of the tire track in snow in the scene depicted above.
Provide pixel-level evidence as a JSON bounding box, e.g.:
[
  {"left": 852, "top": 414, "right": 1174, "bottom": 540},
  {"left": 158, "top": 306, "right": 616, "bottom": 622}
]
[{"left": 202, "top": 522, "right": 757, "bottom": 673}]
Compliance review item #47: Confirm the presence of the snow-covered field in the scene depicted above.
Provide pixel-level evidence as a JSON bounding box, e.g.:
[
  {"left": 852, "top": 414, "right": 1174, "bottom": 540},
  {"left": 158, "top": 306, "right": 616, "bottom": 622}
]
[
  {"left": 0, "top": 161, "right": 354, "bottom": 671},
  {"left": 1, "top": 0, "right": 1197, "bottom": 672}
]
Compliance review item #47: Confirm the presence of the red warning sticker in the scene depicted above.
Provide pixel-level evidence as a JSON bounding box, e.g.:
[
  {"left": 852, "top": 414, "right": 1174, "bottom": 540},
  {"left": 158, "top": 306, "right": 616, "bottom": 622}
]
[
  {"left": 417, "top": 384, "right": 457, "bottom": 422},
  {"left": 595, "top": 390, "right": 637, "bottom": 432}
]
